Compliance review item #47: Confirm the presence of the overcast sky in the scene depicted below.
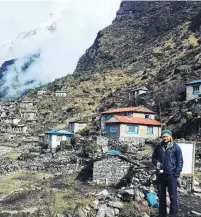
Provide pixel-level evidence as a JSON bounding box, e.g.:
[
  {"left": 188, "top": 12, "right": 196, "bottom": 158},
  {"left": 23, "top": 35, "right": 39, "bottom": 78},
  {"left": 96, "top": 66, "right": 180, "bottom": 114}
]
[
  {"left": 0, "top": 0, "right": 121, "bottom": 77},
  {"left": 0, "top": 0, "right": 121, "bottom": 97}
]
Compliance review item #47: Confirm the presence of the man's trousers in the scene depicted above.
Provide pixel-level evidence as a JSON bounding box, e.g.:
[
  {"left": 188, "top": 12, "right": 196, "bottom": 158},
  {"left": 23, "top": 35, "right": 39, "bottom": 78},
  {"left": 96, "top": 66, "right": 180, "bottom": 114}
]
[{"left": 157, "top": 173, "right": 178, "bottom": 217}]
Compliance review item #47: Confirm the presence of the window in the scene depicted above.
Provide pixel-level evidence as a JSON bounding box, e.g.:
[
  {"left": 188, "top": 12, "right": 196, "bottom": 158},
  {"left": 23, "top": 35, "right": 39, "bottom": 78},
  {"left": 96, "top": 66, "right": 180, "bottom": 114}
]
[
  {"left": 56, "top": 136, "right": 63, "bottom": 141},
  {"left": 147, "top": 126, "right": 153, "bottom": 135},
  {"left": 66, "top": 137, "right": 71, "bottom": 142},
  {"left": 127, "top": 112, "right": 133, "bottom": 117},
  {"left": 104, "top": 115, "right": 112, "bottom": 121},
  {"left": 145, "top": 114, "right": 151, "bottom": 119},
  {"left": 126, "top": 125, "right": 138, "bottom": 134},
  {"left": 109, "top": 124, "right": 118, "bottom": 133},
  {"left": 193, "top": 85, "right": 200, "bottom": 94}
]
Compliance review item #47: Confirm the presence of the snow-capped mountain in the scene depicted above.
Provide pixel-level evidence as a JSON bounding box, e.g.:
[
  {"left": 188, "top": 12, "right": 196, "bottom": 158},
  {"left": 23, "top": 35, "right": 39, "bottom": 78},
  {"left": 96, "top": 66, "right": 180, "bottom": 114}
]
[
  {"left": 0, "top": 12, "right": 59, "bottom": 52},
  {"left": 17, "top": 12, "right": 60, "bottom": 40},
  {"left": 0, "top": 12, "right": 60, "bottom": 99},
  {"left": 0, "top": 0, "right": 120, "bottom": 99}
]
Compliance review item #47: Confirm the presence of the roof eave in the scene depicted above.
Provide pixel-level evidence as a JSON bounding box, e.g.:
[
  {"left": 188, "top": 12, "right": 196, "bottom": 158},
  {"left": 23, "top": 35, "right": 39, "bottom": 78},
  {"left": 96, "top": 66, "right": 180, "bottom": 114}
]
[
  {"left": 102, "top": 111, "right": 155, "bottom": 114},
  {"left": 106, "top": 121, "right": 161, "bottom": 126}
]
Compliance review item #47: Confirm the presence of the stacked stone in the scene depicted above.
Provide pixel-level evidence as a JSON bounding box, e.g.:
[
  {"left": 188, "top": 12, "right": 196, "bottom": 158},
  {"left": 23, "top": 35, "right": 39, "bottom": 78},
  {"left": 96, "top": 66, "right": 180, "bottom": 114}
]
[
  {"left": 131, "top": 169, "right": 154, "bottom": 187},
  {"left": 93, "top": 157, "right": 131, "bottom": 185},
  {"left": 0, "top": 152, "right": 79, "bottom": 175},
  {"left": 108, "top": 136, "right": 145, "bottom": 152}
]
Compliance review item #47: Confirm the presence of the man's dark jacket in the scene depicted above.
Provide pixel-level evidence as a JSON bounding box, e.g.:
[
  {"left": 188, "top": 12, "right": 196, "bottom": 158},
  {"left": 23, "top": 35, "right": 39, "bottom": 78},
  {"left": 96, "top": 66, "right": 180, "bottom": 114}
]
[{"left": 152, "top": 142, "right": 183, "bottom": 177}]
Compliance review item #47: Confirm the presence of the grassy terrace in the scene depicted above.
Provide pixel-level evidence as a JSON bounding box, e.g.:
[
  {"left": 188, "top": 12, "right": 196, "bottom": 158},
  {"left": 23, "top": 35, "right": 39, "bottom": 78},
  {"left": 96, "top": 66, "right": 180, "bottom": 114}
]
[
  {"left": 0, "top": 170, "right": 103, "bottom": 215},
  {"left": 0, "top": 171, "right": 53, "bottom": 197}
]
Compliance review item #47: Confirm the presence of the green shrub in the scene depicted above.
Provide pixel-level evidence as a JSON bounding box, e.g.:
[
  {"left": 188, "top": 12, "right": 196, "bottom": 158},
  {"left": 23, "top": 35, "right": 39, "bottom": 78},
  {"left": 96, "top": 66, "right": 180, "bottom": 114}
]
[
  {"left": 78, "top": 127, "right": 90, "bottom": 136},
  {"left": 91, "top": 143, "right": 100, "bottom": 154},
  {"left": 186, "top": 111, "right": 193, "bottom": 119},
  {"left": 56, "top": 141, "right": 72, "bottom": 152},
  {"left": 118, "top": 144, "right": 129, "bottom": 153},
  {"left": 18, "top": 152, "right": 36, "bottom": 161}
]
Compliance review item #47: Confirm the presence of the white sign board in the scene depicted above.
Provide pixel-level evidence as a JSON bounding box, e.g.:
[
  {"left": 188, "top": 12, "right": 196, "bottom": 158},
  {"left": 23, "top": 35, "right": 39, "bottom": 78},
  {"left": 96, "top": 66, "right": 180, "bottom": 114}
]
[{"left": 178, "top": 143, "right": 195, "bottom": 176}]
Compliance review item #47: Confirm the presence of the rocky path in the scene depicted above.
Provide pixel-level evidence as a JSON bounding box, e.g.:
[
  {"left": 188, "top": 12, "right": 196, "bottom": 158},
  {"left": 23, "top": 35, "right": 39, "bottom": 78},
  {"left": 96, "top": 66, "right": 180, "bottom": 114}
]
[{"left": 179, "top": 193, "right": 201, "bottom": 217}]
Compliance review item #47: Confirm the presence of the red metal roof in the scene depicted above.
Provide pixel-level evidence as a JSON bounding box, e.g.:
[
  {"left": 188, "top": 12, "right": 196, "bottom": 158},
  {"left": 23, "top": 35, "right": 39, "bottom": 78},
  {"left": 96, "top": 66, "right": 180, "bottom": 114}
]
[
  {"left": 101, "top": 107, "right": 155, "bottom": 114},
  {"left": 106, "top": 115, "right": 161, "bottom": 126}
]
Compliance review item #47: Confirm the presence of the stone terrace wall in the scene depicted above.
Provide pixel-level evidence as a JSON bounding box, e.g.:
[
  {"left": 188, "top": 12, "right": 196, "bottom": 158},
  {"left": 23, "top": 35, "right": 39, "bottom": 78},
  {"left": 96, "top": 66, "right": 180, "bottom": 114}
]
[
  {"left": 93, "top": 156, "right": 131, "bottom": 185},
  {"left": 93, "top": 156, "right": 194, "bottom": 190},
  {"left": 108, "top": 136, "right": 145, "bottom": 152},
  {"left": 97, "top": 135, "right": 146, "bottom": 152}
]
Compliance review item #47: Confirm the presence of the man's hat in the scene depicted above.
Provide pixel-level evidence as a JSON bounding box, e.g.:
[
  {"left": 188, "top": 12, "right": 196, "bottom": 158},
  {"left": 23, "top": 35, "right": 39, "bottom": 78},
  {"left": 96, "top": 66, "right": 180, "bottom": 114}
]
[{"left": 161, "top": 129, "right": 172, "bottom": 137}]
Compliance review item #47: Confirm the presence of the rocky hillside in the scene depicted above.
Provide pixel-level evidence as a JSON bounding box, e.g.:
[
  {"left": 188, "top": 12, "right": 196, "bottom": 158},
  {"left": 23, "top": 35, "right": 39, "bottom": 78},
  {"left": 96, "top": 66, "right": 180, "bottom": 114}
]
[
  {"left": 75, "top": 1, "right": 201, "bottom": 74},
  {"left": 24, "top": 1, "right": 201, "bottom": 138}
]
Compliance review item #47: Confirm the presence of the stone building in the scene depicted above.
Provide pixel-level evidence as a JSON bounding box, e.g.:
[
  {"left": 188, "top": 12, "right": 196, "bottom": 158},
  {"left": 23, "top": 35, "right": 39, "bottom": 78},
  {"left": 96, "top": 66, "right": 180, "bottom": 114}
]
[
  {"left": 128, "top": 87, "right": 148, "bottom": 100},
  {"left": 93, "top": 156, "right": 131, "bottom": 185},
  {"left": 101, "top": 107, "right": 161, "bottom": 139},
  {"left": 37, "top": 89, "right": 47, "bottom": 96},
  {"left": 185, "top": 80, "right": 201, "bottom": 101},
  {"left": 105, "top": 116, "right": 161, "bottom": 139},
  {"left": 55, "top": 90, "right": 67, "bottom": 97},
  {"left": 68, "top": 121, "right": 87, "bottom": 133},
  {"left": 21, "top": 111, "right": 37, "bottom": 120},
  {"left": 11, "top": 125, "right": 28, "bottom": 134},
  {"left": 0, "top": 117, "right": 21, "bottom": 125},
  {"left": 20, "top": 101, "right": 34, "bottom": 110},
  {"left": 20, "top": 137, "right": 39, "bottom": 146},
  {"left": 44, "top": 129, "right": 73, "bottom": 149}
]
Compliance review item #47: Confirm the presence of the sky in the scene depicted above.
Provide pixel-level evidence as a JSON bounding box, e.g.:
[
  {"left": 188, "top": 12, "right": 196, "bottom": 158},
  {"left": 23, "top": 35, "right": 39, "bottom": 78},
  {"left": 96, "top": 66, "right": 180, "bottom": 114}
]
[{"left": 0, "top": 0, "right": 121, "bottom": 97}]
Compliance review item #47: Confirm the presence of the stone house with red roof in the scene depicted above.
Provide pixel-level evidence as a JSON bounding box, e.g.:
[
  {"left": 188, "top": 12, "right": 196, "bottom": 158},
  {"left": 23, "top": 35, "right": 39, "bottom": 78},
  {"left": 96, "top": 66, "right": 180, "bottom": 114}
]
[{"left": 101, "top": 107, "right": 161, "bottom": 139}]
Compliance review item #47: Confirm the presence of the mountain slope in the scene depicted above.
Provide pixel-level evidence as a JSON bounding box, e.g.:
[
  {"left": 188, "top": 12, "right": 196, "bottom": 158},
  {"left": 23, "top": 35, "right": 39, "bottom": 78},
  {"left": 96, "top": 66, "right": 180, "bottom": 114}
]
[
  {"left": 75, "top": 1, "right": 201, "bottom": 73},
  {"left": 25, "top": 1, "right": 201, "bottom": 139},
  {"left": 0, "top": 54, "right": 40, "bottom": 98},
  {"left": 0, "top": 13, "right": 59, "bottom": 99}
]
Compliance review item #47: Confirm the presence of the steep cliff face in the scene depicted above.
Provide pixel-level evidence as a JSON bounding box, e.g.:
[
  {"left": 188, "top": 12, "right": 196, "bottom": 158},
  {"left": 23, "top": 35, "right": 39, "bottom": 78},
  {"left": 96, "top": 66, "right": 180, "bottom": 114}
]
[{"left": 75, "top": 1, "right": 201, "bottom": 73}]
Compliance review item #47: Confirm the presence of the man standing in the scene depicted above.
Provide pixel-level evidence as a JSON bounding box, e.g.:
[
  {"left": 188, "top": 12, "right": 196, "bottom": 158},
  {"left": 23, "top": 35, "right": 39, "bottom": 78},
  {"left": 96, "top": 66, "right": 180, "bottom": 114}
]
[{"left": 152, "top": 130, "right": 183, "bottom": 217}]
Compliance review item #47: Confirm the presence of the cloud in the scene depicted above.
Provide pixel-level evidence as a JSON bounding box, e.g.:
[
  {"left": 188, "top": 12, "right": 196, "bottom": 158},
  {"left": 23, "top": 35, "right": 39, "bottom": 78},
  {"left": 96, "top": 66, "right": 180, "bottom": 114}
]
[{"left": 0, "top": 0, "right": 121, "bottom": 98}]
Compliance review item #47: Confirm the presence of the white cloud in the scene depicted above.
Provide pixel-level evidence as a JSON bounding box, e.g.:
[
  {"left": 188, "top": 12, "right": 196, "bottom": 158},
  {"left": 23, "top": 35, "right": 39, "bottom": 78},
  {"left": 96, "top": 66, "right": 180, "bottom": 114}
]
[{"left": 0, "top": 0, "right": 121, "bottom": 98}]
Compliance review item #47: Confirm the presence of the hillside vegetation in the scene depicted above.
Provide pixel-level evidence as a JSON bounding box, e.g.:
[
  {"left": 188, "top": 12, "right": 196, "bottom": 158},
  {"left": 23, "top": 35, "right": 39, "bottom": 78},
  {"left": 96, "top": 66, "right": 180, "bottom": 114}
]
[{"left": 24, "top": 1, "right": 201, "bottom": 139}]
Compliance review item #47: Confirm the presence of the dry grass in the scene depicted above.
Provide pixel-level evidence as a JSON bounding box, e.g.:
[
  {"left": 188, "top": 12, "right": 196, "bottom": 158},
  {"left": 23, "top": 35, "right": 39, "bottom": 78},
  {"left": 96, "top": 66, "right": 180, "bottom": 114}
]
[
  {"left": 188, "top": 35, "right": 199, "bottom": 47},
  {"left": 2, "top": 152, "right": 21, "bottom": 160},
  {"left": 0, "top": 171, "right": 53, "bottom": 197}
]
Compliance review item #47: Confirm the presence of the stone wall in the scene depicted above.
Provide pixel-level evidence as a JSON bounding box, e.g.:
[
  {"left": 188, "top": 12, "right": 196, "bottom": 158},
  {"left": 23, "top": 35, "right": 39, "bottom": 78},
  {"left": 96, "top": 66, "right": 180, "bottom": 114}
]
[
  {"left": 93, "top": 156, "right": 131, "bottom": 185},
  {"left": 97, "top": 135, "right": 146, "bottom": 152},
  {"left": 108, "top": 136, "right": 145, "bottom": 152},
  {"left": 93, "top": 156, "right": 194, "bottom": 191},
  {"left": 97, "top": 136, "right": 109, "bottom": 153},
  {"left": 0, "top": 151, "right": 79, "bottom": 175}
]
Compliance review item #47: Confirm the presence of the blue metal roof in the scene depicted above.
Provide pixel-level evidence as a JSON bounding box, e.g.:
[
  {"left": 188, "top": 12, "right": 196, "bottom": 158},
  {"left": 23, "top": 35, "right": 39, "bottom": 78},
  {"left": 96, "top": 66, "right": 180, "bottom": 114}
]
[
  {"left": 191, "top": 79, "right": 201, "bottom": 84},
  {"left": 45, "top": 129, "right": 73, "bottom": 135},
  {"left": 186, "top": 79, "right": 201, "bottom": 85}
]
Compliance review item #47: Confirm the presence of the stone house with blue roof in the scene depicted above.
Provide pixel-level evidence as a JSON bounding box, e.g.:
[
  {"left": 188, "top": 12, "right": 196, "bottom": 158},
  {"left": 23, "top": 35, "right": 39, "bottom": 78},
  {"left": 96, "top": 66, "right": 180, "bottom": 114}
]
[
  {"left": 186, "top": 80, "right": 201, "bottom": 101},
  {"left": 44, "top": 129, "right": 73, "bottom": 149}
]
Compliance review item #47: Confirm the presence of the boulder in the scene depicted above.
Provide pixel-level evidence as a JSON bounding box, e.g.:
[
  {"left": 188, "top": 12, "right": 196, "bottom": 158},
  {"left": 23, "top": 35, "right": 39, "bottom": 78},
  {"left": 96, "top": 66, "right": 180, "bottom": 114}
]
[
  {"left": 191, "top": 211, "right": 201, "bottom": 216},
  {"left": 108, "top": 201, "right": 124, "bottom": 209},
  {"left": 114, "top": 208, "right": 119, "bottom": 215},
  {"left": 105, "top": 206, "right": 115, "bottom": 217},
  {"left": 90, "top": 199, "right": 99, "bottom": 210},
  {"left": 96, "top": 204, "right": 107, "bottom": 217}
]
